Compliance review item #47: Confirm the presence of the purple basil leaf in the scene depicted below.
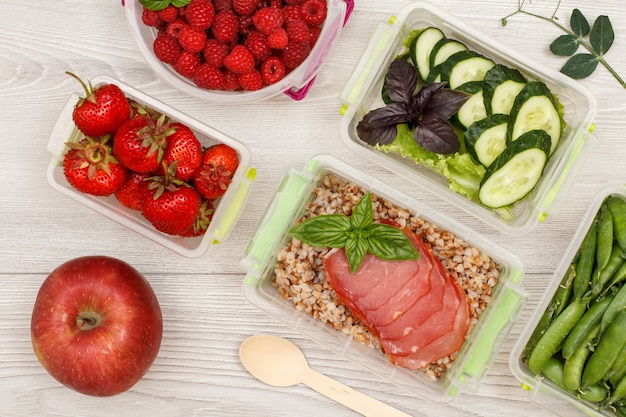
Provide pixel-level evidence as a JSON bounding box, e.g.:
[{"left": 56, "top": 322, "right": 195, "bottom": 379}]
[
  {"left": 411, "top": 82, "right": 446, "bottom": 115},
  {"left": 413, "top": 115, "right": 460, "bottom": 154},
  {"left": 358, "top": 123, "right": 400, "bottom": 146},
  {"left": 385, "top": 58, "right": 419, "bottom": 105},
  {"left": 422, "top": 88, "right": 470, "bottom": 120}
]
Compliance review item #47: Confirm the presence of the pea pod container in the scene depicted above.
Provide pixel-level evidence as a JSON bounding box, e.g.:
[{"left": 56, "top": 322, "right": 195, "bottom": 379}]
[
  {"left": 242, "top": 154, "right": 526, "bottom": 404},
  {"left": 338, "top": 1, "right": 597, "bottom": 235},
  {"left": 46, "top": 75, "right": 255, "bottom": 258},
  {"left": 511, "top": 184, "right": 626, "bottom": 417}
]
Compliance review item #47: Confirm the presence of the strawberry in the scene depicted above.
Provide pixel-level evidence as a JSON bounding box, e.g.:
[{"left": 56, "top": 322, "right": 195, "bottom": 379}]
[
  {"left": 139, "top": 170, "right": 202, "bottom": 236},
  {"left": 112, "top": 112, "right": 170, "bottom": 173},
  {"left": 157, "top": 122, "right": 203, "bottom": 181},
  {"left": 193, "top": 143, "right": 239, "bottom": 200},
  {"left": 67, "top": 72, "right": 131, "bottom": 138},
  {"left": 179, "top": 199, "right": 215, "bottom": 237},
  {"left": 63, "top": 135, "right": 128, "bottom": 196},
  {"left": 114, "top": 171, "right": 149, "bottom": 210}
]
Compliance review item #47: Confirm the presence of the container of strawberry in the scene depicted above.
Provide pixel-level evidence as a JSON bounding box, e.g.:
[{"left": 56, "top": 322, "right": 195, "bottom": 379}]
[
  {"left": 124, "top": 0, "right": 353, "bottom": 103},
  {"left": 47, "top": 74, "right": 255, "bottom": 257}
]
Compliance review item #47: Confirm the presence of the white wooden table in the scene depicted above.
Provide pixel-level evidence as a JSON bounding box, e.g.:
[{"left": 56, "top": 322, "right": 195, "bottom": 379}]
[{"left": 1, "top": 1, "right": 625, "bottom": 416}]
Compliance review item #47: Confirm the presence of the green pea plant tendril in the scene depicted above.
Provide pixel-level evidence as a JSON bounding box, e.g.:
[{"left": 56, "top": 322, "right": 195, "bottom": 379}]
[{"left": 502, "top": 0, "right": 626, "bottom": 89}]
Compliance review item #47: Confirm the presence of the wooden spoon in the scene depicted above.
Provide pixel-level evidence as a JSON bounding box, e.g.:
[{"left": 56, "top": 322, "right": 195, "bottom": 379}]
[{"left": 239, "top": 335, "right": 412, "bottom": 417}]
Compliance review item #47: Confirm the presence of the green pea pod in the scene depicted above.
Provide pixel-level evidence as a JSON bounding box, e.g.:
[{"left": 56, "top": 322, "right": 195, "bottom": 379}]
[
  {"left": 577, "top": 383, "right": 609, "bottom": 403},
  {"left": 582, "top": 309, "right": 626, "bottom": 387},
  {"left": 594, "top": 249, "right": 625, "bottom": 297},
  {"left": 602, "top": 281, "right": 626, "bottom": 333},
  {"left": 609, "top": 371, "right": 626, "bottom": 405},
  {"left": 604, "top": 261, "right": 626, "bottom": 296},
  {"left": 528, "top": 299, "right": 587, "bottom": 375},
  {"left": 596, "top": 203, "right": 614, "bottom": 273},
  {"left": 607, "top": 196, "right": 626, "bottom": 252},
  {"left": 554, "top": 261, "right": 577, "bottom": 318},
  {"left": 563, "top": 324, "right": 600, "bottom": 391},
  {"left": 574, "top": 219, "right": 598, "bottom": 301},
  {"left": 542, "top": 356, "right": 567, "bottom": 389},
  {"left": 562, "top": 296, "right": 612, "bottom": 359},
  {"left": 608, "top": 343, "right": 626, "bottom": 384}
]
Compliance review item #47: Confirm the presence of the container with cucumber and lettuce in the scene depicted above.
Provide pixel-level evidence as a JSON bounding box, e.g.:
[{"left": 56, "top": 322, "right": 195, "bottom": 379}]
[{"left": 356, "top": 26, "right": 566, "bottom": 213}]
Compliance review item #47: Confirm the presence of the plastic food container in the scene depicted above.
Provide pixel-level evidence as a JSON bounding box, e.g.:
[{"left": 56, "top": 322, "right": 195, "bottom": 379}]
[
  {"left": 124, "top": 0, "right": 352, "bottom": 103},
  {"left": 241, "top": 154, "right": 526, "bottom": 404},
  {"left": 511, "top": 184, "right": 626, "bottom": 417},
  {"left": 47, "top": 75, "right": 255, "bottom": 258},
  {"left": 338, "top": 1, "right": 597, "bottom": 235}
]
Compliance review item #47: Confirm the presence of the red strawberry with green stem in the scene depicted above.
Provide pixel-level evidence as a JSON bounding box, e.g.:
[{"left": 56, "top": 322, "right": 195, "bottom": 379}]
[
  {"left": 156, "top": 123, "right": 203, "bottom": 181},
  {"left": 114, "top": 171, "right": 149, "bottom": 210},
  {"left": 66, "top": 72, "right": 131, "bottom": 137},
  {"left": 112, "top": 110, "right": 172, "bottom": 173},
  {"left": 139, "top": 164, "right": 202, "bottom": 236},
  {"left": 63, "top": 135, "right": 128, "bottom": 196},
  {"left": 193, "top": 143, "right": 239, "bottom": 200},
  {"left": 179, "top": 199, "right": 215, "bottom": 237}
]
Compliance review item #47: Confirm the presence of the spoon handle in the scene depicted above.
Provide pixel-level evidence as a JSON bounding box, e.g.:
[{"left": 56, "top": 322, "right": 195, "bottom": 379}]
[{"left": 301, "top": 368, "right": 412, "bottom": 417}]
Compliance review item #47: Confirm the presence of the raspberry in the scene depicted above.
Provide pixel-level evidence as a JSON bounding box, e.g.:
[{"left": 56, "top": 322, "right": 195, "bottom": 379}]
[
  {"left": 282, "top": 5, "right": 302, "bottom": 24},
  {"left": 281, "top": 41, "right": 311, "bottom": 69},
  {"left": 185, "top": 0, "right": 215, "bottom": 31},
  {"left": 178, "top": 26, "right": 207, "bottom": 53},
  {"left": 212, "top": 11, "right": 240, "bottom": 43},
  {"left": 239, "top": 15, "right": 254, "bottom": 36},
  {"left": 267, "top": 27, "right": 288, "bottom": 50},
  {"left": 244, "top": 30, "right": 271, "bottom": 61},
  {"left": 214, "top": 0, "right": 234, "bottom": 13},
  {"left": 300, "top": 0, "right": 327, "bottom": 26},
  {"left": 260, "top": 56, "right": 286, "bottom": 85},
  {"left": 252, "top": 7, "right": 284, "bottom": 35},
  {"left": 142, "top": 7, "right": 162, "bottom": 27},
  {"left": 286, "top": 19, "right": 310, "bottom": 43},
  {"left": 166, "top": 19, "right": 188, "bottom": 38},
  {"left": 202, "top": 39, "right": 230, "bottom": 68},
  {"left": 193, "top": 64, "right": 225, "bottom": 90},
  {"left": 238, "top": 69, "right": 264, "bottom": 91},
  {"left": 233, "top": 0, "right": 258, "bottom": 16},
  {"left": 174, "top": 51, "right": 202, "bottom": 78},
  {"left": 157, "top": 5, "right": 179, "bottom": 23},
  {"left": 284, "top": 0, "right": 305, "bottom": 4},
  {"left": 309, "top": 25, "right": 321, "bottom": 47},
  {"left": 222, "top": 69, "right": 241, "bottom": 90},
  {"left": 223, "top": 45, "right": 255, "bottom": 74},
  {"left": 153, "top": 33, "right": 182, "bottom": 64}
]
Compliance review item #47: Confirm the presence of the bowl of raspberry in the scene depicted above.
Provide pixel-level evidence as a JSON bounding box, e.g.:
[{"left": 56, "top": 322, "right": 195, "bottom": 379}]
[{"left": 125, "top": 0, "right": 351, "bottom": 103}]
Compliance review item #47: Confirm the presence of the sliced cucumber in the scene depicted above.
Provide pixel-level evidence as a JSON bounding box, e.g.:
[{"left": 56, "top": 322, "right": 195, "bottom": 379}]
[
  {"left": 456, "top": 81, "right": 487, "bottom": 129},
  {"left": 440, "top": 50, "right": 495, "bottom": 89},
  {"left": 479, "top": 129, "right": 552, "bottom": 208},
  {"left": 426, "top": 38, "right": 468, "bottom": 83},
  {"left": 464, "top": 114, "right": 509, "bottom": 167},
  {"left": 410, "top": 27, "right": 445, "bottom": 82},
  {"left": 508, "top": 81, "right": 562, "bottom": 155},
  {"left": 482, "top": 65, "right": 527, "bottom": 115}
]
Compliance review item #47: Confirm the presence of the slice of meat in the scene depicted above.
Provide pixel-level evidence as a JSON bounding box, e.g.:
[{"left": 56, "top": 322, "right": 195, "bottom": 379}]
[
  {"left": 389, "top": 281, "right": 470, "bottom": 369},
  {"left": 381, "top": 274, "right": 460, "bottom": 356},
  {"left": 324, "top": 229, "right": 434, "bottom": 333}
]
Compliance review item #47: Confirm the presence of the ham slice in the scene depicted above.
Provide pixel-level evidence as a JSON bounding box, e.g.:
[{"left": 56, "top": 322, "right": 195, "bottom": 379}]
[{"left": 323, "top": 226, "right": 470, "bottom": 370}]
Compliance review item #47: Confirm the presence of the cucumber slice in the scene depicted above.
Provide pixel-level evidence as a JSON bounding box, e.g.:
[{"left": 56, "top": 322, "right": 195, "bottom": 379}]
[
  {"left": 479, "top": 129, "right": 552, "bottom": 208},
  {"left": 483, "top": 65, "right": 527, "bottom": 115},
  {"left": 410, "top": 27, "right": 445, "bottom": 81},
  {"left": 426, "top": 38, "right": 468, "bottom": 83},
  {"left": 464, "top": 114, "right": 509, "bottom": 167},
  {"left": 440, "top": 50, "right": 495, "bottom": 89},
  {"left": 456, "top": 81, "right": 487, "bottom": 129},
  {"left": 508, "top": 81, "right": 562, "bottom": 155}
]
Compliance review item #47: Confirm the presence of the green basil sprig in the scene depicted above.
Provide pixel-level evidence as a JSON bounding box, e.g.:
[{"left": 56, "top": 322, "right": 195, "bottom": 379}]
[{"left": 288, "top": 192, "right": 420, "bottom": 273}]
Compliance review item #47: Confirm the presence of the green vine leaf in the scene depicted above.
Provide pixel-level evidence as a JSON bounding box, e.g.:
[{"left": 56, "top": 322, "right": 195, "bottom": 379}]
[
  {"left": 570, "top": 9, "right": 590, "bottom": 37},
  {"left": 560, "top": 53, "right": 599, "bottom": 79},
  {"left": 590, "top": 15, "right": 614, "bottom": 56},
  {"left": 550, "top": 34, "right": 579, "bottom": 56}
]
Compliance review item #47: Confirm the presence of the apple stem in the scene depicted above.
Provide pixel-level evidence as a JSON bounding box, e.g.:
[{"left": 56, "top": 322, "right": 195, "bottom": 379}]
[{"left": 76, "top": 311, "right": 102, "bottom": 331}]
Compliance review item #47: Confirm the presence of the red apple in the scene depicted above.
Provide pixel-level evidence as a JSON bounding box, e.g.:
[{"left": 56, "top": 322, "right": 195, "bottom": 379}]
[{"left": 30, "top": 256, "right": 163, "bottom": 396}]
